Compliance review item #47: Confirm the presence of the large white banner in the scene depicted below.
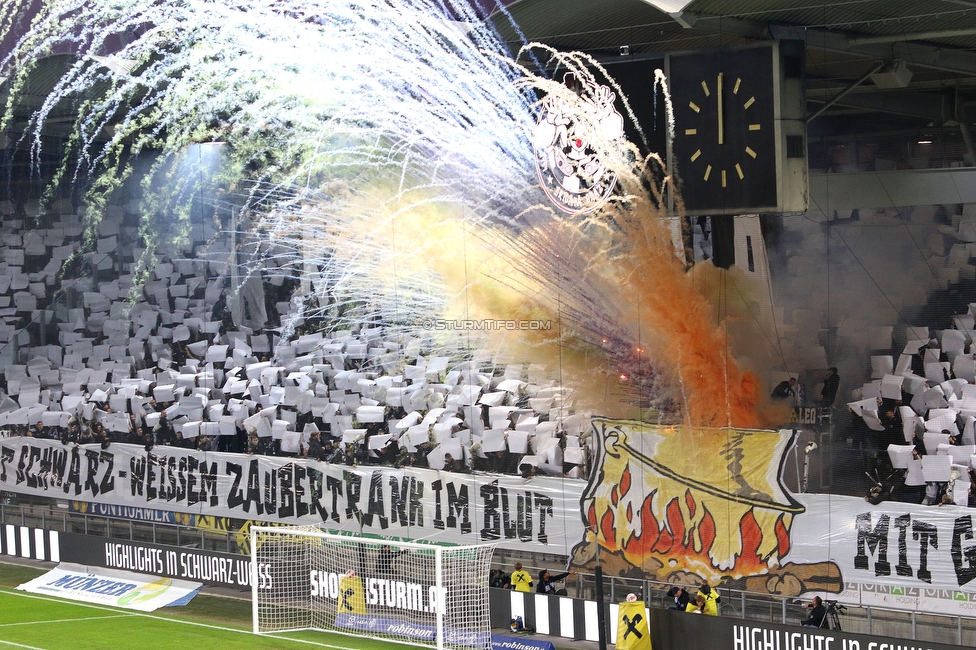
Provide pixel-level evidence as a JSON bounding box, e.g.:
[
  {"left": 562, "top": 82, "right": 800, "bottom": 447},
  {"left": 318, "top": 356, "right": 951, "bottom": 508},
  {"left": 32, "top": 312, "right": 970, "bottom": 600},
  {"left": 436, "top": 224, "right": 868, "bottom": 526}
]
[
  {"left": 16, "top": 562, "right": 202, "bottom": 612},
  {"left": 785, "top": 493, "right": 976, "bottom": 616},
  {"left": 9, "top": 437, "right": 976, "bottom": 618},
  {"left": 0, "top": 438, "right": 586, "bottom": 554},
  {"left": 570, "top": 419, "right": 976, "bottom": 618}
]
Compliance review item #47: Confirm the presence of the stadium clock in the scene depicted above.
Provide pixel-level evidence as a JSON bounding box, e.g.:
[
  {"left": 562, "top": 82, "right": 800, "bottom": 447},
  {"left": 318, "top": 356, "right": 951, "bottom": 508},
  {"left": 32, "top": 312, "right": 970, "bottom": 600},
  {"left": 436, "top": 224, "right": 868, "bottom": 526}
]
[{"left": 668, "top": 43, "right": 807, "bottom": 215}]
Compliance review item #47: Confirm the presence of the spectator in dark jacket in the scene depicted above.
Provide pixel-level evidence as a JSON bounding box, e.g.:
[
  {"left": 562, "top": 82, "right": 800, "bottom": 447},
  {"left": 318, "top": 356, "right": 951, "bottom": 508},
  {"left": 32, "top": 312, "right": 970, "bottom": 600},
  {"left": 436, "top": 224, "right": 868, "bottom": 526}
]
[
  {"left": 667, "top": 585, "right": 691, "bottom": 611},
  {"left": 306, "top": 431, "right": 323, "bottom": 460},
  {"left": 801, "top": 596, "right": 828, "bottom": 628},
  {"left": 489, "top": 569, "right": 510, "bottom": 589},
  {"left": 537, "top": 568, "right": 571, "bottom": 595}
]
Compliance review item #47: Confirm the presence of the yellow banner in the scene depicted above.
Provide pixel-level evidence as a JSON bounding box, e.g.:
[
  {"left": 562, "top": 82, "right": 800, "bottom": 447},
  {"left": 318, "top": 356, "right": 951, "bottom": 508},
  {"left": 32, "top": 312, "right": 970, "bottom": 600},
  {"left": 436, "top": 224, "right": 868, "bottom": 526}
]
[
  {"left": 576, "top": 419, "right": 804, "bottom": 583},
  {"left": 337, "top": 574, "right": 366, "bottom": 615},
  {"left": 616, "top": 601, "right": 651, "bottom": 650}
]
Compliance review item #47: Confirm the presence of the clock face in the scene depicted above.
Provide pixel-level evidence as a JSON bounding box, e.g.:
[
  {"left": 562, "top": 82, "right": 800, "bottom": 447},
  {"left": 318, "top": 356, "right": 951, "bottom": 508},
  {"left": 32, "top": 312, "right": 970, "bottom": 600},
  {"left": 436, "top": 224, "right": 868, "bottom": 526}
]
[{"left": 669, "top": 47, "right": 778, "bottom": 213}]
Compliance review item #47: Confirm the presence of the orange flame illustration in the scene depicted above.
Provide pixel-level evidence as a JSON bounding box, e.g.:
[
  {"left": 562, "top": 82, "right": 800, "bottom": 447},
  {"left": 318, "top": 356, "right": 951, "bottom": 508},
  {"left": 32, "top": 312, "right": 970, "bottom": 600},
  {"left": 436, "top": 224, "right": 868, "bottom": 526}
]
[{"left": 575, "top": 418, "right": 803, "bottom": 583}]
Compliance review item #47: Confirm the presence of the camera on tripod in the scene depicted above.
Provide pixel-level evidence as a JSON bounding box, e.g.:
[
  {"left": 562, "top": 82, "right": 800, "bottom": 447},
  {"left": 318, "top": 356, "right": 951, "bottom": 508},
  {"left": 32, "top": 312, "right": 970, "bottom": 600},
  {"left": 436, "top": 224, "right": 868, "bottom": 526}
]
[
  {"left": 800, "top": 597, "right": 845, "bottom": 630},
  {"left": 823, "top": 600, "right": 845, "bottom": 630}
]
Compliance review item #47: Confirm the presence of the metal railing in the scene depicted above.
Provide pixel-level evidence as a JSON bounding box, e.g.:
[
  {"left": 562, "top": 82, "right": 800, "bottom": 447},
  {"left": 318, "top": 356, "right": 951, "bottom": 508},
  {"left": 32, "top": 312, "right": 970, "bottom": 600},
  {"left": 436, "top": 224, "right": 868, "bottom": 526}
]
[
  {"left": 565, "top": 571, "right": 976, "bottom": 647},
  {"left": 492, "top": 546, "right": 976, "bottom": 646},
  {"left": 0, "top": 495, "right": 240, "bottom": 555}
]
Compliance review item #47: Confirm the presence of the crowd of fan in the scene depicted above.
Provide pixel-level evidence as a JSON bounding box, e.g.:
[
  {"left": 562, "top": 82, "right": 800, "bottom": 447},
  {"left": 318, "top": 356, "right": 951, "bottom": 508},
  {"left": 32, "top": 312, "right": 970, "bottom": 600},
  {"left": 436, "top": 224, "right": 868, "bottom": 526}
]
[
  {"left": 848, "top": 309, "right": 976, "bottom": 506},
  {"left": 0, "top": 203, "right": 589, "bottom": 478},
  {"left": 0, "top": 397, "right": 581, "bottom": 477},
  {"left": 861, "top": 425, "right": 976, "bottom": 507}
]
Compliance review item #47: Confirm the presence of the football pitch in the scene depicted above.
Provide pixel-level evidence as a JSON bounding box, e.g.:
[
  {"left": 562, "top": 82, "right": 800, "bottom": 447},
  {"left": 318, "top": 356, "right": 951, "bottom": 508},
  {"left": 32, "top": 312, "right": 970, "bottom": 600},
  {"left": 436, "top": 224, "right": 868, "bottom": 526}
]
[{"left": 0, "top": 563, "right": 396, "bottom": 650}]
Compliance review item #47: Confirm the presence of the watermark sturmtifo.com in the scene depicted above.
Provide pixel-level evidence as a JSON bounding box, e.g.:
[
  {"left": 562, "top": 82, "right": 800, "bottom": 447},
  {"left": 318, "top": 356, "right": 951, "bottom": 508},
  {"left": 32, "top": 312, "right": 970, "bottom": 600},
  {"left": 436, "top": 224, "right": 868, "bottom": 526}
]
[{"left": 420, "top": 319, "right": 552, "bottom": 331}]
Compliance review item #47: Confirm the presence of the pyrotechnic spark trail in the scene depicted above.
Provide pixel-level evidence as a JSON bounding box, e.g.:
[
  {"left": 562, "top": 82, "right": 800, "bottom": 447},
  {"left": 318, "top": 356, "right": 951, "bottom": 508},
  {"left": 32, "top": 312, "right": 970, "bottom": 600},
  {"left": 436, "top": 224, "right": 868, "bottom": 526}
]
[{"left": 0, "top": 0, "right": 764, "bottom": 426}]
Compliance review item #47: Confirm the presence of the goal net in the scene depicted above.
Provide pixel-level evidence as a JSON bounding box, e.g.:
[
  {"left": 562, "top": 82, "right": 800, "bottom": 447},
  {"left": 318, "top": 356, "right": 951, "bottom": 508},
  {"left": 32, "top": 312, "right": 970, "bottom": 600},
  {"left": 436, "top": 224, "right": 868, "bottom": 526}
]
[{"left": 250, "top": 526, "right": 495, "bottom": 650}]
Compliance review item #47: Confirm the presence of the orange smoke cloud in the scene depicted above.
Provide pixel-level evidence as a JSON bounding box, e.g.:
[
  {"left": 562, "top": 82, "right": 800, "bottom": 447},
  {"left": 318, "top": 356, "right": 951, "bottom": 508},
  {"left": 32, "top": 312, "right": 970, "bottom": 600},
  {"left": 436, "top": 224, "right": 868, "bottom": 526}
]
[
  {"left": 608, "top": 176, "right": 762, "bottom": 428},
  {"left": 308, "top": 160, "right": 765, "bottom": 427},
  {"left": 411, "top": 197, "right": 765, "bottom": 427}
]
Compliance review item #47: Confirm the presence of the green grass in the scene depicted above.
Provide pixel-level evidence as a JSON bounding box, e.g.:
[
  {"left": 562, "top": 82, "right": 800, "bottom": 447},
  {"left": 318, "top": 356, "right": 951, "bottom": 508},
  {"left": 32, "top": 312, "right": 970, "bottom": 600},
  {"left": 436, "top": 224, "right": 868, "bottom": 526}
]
[{"left": 0, "top": 562, "right": 411, "bottom": 650}]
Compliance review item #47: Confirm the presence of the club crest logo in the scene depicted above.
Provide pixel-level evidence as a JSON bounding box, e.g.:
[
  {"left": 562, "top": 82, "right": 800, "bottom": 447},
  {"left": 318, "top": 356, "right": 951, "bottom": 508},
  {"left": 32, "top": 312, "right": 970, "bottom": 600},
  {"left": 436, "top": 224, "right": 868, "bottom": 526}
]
[{"left": 533, "top": 74, "right": 625, "bottom": 214}]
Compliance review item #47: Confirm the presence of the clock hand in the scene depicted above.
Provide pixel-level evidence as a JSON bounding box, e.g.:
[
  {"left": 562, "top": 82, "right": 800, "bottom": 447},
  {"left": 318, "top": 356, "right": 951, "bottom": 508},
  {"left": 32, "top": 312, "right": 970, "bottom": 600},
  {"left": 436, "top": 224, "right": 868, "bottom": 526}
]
[{"left": 717, "top": 72, "right": 724, "bottom": 146}]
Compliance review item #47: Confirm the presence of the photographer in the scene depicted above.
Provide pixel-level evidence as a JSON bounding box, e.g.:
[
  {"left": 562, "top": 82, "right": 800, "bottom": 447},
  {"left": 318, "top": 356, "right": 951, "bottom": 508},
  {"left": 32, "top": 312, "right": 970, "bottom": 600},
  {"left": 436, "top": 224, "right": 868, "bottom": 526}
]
[
  {"left": 801, "top": 596, "right": 828, "bottom": 628},
  {"left": 666, "top": 585, "right": 691, "bottom": 611},
  {"left": 510, "top": 562, "right": 533, "bottom": 592},
  {"left": 697, "top": 584, "right": 720, "bottom": 616},
  {"left": 489, "top": 569, "right": 510, "bottom": 589}
]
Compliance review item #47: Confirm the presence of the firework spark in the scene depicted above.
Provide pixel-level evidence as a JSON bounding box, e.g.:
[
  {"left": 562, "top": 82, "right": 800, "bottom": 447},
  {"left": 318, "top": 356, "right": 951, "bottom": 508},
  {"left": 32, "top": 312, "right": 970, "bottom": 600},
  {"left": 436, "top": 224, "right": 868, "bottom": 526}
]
[{"left": 0, "top": 0, "right": 763, "bottom": 426}]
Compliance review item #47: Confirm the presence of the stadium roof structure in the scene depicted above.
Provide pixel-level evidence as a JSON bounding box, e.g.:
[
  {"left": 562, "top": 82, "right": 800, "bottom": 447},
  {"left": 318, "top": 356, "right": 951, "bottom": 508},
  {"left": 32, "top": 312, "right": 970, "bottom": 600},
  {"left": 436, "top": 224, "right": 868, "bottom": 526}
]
[{"left": 490, "top": 0, "right": 976, "bottom": 160}]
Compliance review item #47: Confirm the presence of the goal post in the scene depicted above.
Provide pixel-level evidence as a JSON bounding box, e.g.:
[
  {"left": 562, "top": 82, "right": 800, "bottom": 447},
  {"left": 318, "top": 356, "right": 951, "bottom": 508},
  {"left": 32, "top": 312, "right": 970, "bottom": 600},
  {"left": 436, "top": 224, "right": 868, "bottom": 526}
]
[{"left": 249, "top": 526, "right": 496, "bottom": 650}]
